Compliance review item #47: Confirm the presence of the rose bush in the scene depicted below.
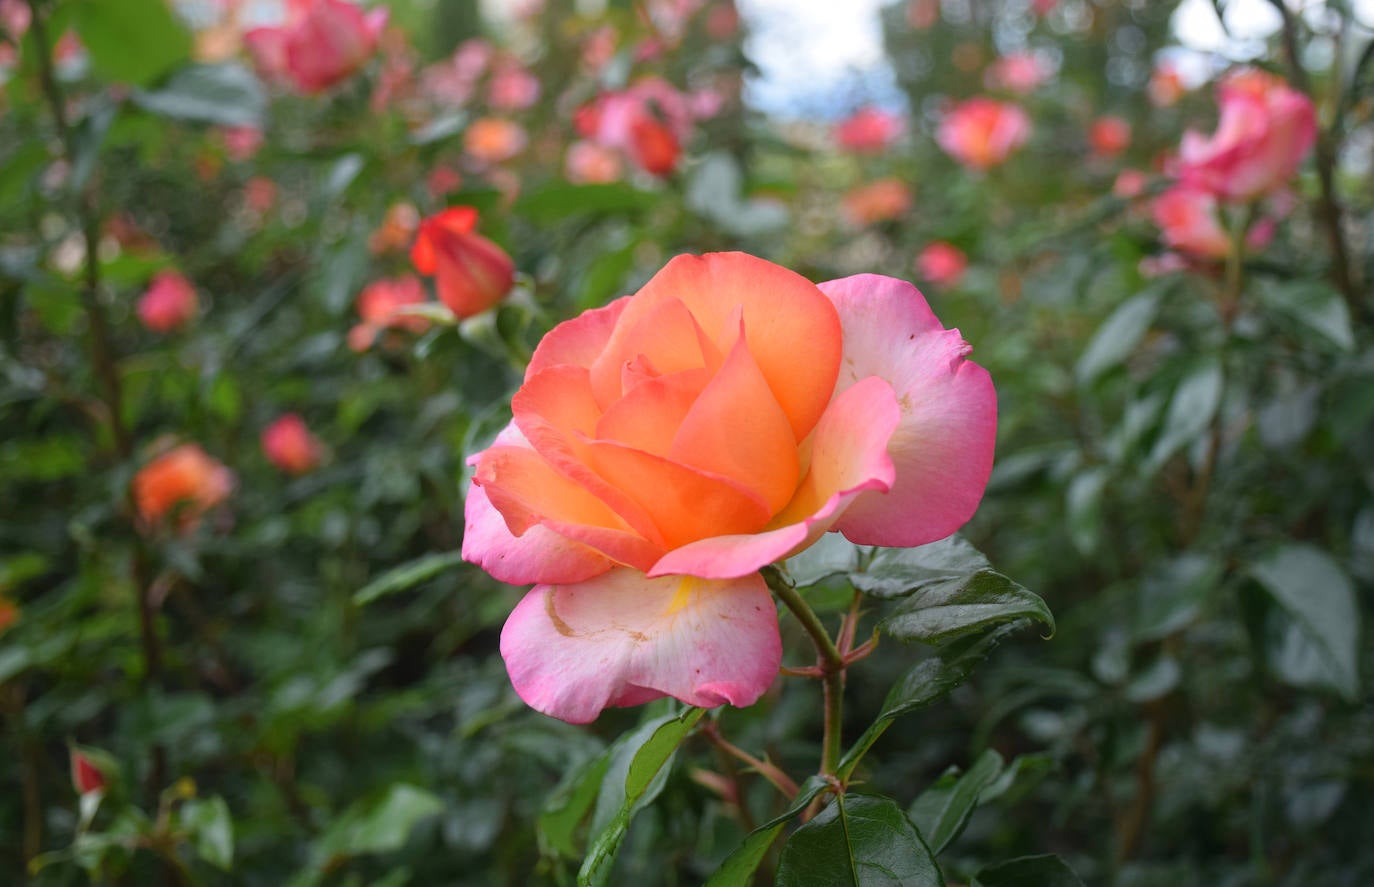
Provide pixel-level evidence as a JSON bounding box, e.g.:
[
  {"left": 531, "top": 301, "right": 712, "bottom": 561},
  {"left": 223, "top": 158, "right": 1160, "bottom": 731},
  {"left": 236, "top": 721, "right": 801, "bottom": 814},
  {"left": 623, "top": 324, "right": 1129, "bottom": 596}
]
[{"left": 463, "top": 252, "right": 996, "bottom": 722}]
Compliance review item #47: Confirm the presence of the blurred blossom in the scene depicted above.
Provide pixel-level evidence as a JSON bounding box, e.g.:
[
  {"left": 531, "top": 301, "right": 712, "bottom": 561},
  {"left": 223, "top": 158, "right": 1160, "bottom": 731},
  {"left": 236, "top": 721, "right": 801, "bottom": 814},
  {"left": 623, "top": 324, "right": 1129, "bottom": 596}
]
[
  {"left": 688, "top": 88, "right": 725, "bottom": 120},
  {"left": 705, "top": 1, "right": 740, "bottom": 38},
  {"left": 1151, "top": 185, "right": 1231, "bottom": 259},
  {"left": 0, "top": 0, "right": 30, "bottom": 41},
  {"left": 243, "top": 176, "right": 277, "bottom": 214},
  {"left": 245, "top": 0, "right": 387, "bottom": 95},
  {"left": 349, "top": 275, "right": 429, "bottom": 351},
  {"left": 219, "top": 125, "right": 264, "bottom": 161},
  {"left": 1177, "top": 69, "right": 1316, "bottom": 203},
  {"left": 843, "top": 178, "right": 912, "bottom": 225},
  {"left": 1148, "top": 61, "right": 1187, "bottom": 107},
  {"left": 1113, "top": 169, "right": 1148, "bottom": 199},
  {"left": 421, "top": 38, "right": 491, "bottom": 105},
  {"left": 581, "top": 25, "right": 617, "bottom": 73},
  {"left": 427, "top": 165, "right": 463, "bottom": 198},
  {"left": 410, "top": 207, "right": 514, "bottom": 318},
  {"left": 937, "top": 98, "right": 1031, "bottom": 170},
  {"left": 906, "top": 0, "right": 939, "bottom": 29},
  {"left": 986, "top": 53, "right": 1050, "bottom": 95},
  {"left": 463, "top": 117, "right": 527, "bottom": 165},
  {"left": 70, "top": 750, "right": 105, "bottom": 796},
  {"left": 137, "top": 270, "right": 199, "bottom": 334},
  {"left": 1032, "top": 0, "right": 1057, "bottom": 13},
  {"left": 565, "top": 141, "right": 624, "bottom": 184},
  {"left": 132, "top": 444, "right": 234, "bottom": 531},
  {"left": 0, "top": 596, "right": 17, "bottom": 635},
  {"left": 915, "top": 242, "right": 968, "bottom": 287},
  {"left": 834, "top": 106, "right": 902, "bottom": 154},
  {"left": 369, "top": 202, "right": 420, "bottom": 254},
  {"left": 581, "top": 77, "right": 698, "bottom": 177},
  {"left": 1089, "top": 116, "right": 1131, "bottom": 158},
  {"left": 370, "top": 41, "right": 416, "bottom": 113},
  {"left": 487, "top": 61, "right": 540, "bottom": 111},
  {"left": 105, "top": 214, "right": 158, "bottom": 255},
  {"left": 261, "top": 414, "right": 324, "bottom": 475}
]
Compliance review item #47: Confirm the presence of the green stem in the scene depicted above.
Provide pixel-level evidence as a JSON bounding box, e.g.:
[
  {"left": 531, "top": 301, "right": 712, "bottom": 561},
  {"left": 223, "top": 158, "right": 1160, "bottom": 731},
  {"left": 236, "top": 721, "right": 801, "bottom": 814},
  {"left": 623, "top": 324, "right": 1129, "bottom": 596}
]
[{"left": 764, "top": 568, "right": 845, "bottom": 779}]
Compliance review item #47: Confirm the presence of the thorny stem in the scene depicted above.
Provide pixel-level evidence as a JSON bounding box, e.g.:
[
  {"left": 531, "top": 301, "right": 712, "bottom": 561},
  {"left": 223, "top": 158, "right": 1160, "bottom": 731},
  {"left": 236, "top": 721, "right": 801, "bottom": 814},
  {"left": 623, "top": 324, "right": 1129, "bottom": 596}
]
[
  {"left": 700, "top": 720, "right": 800, "bottom": 799},
  {"left": 1265, "top": 0, "right": 1363, "bottom": 320}
]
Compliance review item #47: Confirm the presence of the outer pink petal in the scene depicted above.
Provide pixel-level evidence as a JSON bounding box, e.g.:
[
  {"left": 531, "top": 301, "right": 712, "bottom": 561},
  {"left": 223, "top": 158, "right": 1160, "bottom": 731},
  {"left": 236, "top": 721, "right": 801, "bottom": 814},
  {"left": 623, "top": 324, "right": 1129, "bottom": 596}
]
[
  {"left": 525, "top": 297, "right": 628, "bottom": 379},
  {"left": 818, "top": 274, "right": 996, "bottom": 547},
  {"left": 500, "top": 569, "right": 781, "bottom": 723},
  {"left": 463, "top": 483, "right": 613, "bottom": 585},
  {"left": 649, "top": 376, "right": 899, "bottom": 579}
]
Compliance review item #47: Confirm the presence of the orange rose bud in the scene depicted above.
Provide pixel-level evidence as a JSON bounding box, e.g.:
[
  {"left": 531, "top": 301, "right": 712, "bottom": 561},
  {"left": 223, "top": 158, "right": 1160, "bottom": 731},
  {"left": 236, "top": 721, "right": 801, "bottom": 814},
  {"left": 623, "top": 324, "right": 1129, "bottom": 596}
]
[
  {"left": 261, "top": 414, "right": 324, "bottom": 475},
  {"left": 70, "top": 749, "right": 105, "bottom": 796},
  {"left": 628, "top": 117, "right": 680, "bottom": 177},
  {"left": 410, "top": 207, "right": 514, "bottom": 319},
  {"left": 132, "top": 444, "right": 234, "bottom": 531}
]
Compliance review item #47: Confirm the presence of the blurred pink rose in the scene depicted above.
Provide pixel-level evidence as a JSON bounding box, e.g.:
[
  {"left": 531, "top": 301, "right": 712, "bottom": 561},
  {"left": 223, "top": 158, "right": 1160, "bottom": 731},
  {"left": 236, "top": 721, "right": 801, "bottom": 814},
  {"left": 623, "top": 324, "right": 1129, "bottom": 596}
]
[
  {"left": 1177, "top": 69, "right": 1316, "bottom": 203},
  {"left": 937, "top": 98, "right": 1031, "bottom": 170},
  {"left": 463, "top": 117, "right": 527, "bottom": 165},
  {"left": 1151, "top": 186, "right": 1231, "bottom": 260},
  {"left": 0, "top": 0, "right": 30, "bottom": 41},
  {"left": 261, "top": 414, "right": 324, "bottom": 475},
  {"left": 906, "top": 0, "right": 939, "bottom": 29},
  {"left": 1090, "top": 116, "right": 1131, "bottom": 158},
  {"left": 487, "top": 62, "right": 540, "bottom": 111},
  {"left": 843, "top": 179, "right": 912, "bottom": 226},
  {"left": 1148, "top": 61, "right": 1186, "bottom": 108},
  {"left": 427, "top": 165, "right": 463, "bottom": 198},
  {"left": 421, "top": 39, "right": 491, "bottom": 106},
  {"left": 834, "top": 106, "right": 902, "bottom": 154},
  {"left": 915, "top": 242, "right": 968, "bottom": 287},
  {"left": 349, "top": 275, "right": 429, "bottom": 351},
  {"left": 986, "top": 53, "right": 1050, "bottom": 95},
  {"left": 245, "top": 0, "right": 387, "bottom": 95},
  {"left": 582, "top": 78, "right": 697, "bottom": 177},
  {"left": 137, "top": 271, "right": 199, "bottom": 333},
  {"left": 243, "top": 176, "right": 277, "bottom": 214},
  {"left": 565, "top": 141, "right": 624, "bottom": 184},
  {"left": 219, "top": 126, "right": 264, "bottom": 161},
  {"left": 1113, "top": 169, "right": 1148, "bottom": 199}
]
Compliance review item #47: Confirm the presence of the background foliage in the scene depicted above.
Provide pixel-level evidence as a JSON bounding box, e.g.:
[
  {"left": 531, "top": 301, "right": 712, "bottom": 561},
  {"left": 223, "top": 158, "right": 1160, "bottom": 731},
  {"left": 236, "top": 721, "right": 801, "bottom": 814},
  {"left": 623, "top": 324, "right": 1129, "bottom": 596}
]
[{"left": 1, "top": 0, "right": 1371, "bottom": 883}]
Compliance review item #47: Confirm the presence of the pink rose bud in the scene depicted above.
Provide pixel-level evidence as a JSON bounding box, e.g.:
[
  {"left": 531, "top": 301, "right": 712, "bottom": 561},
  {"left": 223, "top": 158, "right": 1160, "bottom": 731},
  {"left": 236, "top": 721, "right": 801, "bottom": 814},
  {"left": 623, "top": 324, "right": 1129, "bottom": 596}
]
[
  {"left": 1090, "top": 116, "right": 1131, "bottom": 158},
  {"left": 244, "top": 0, "right": 387, "bottom": 95},
  {"left": 137, "top": 271, "right": 199, "bottom": 334},
  {"left": 1177, "top": 68, "right": 1317, "bottom": 203},
  {"left": 70, "top": 749, "right": 105, "bottom": 796},
  {"left": 937, "top": 98, "right": 1032, "bottom": 170},
  {"left": 349, "top": 275, "right": 429, "bottom": 351},
  {"left": 986, "top": 52, "right": 1050, "bottom": 95},
  {"left": 261, "top": 414, "right": 324, "bottom": 475},
  {"left": 1151, "top": 185, "right": 1232, "bottom": 260},
  {"left": 915, "top": 241, "right": 968, "bottom": 287},
  {"left": 410, "top": 208, "right": 515, "bottom": 319},
  {"left": 1113, "top": 169, "right": 1148, "bottom": 199},
  {"left": 833, "top": 106, "right": 902, "bottom": 154},
  {"left": 464, "top": 253, "right": 996, "bottom": 723}
]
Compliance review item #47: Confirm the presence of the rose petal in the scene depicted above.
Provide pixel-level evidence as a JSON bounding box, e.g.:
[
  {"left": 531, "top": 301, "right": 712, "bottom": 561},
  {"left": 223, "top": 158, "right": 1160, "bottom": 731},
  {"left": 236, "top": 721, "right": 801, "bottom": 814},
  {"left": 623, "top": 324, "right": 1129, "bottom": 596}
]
[
  {"left": 596, "top": 368, "right": 708, "bottom": 456},
  {"left": 463, "top": 482, "right": 613, "bottom": 585},
  {"left": 500, "top": 568, "right": 781, "bottom": 723},
  {"left": 622, "top": 253, "right": 842, "bottom": 440},
  {"left": 649, "top": 375, "right": 900, "bottom": 579},
  {"left": 818, "top": 274, "right": 996, "bottom": 547},
  {"left": 588, "top": 296, "right": 719, "bottom": 408},
  {"left": 526, "top": 297, "right": 628, "bottom": 379}
]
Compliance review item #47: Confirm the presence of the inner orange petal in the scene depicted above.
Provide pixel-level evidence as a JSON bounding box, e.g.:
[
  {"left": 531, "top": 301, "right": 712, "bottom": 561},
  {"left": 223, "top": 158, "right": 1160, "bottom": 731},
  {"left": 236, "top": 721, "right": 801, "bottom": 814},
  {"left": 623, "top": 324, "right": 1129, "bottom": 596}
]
[
  {"left": 588, "top": 296, "right": 714, "bottom": 409},
  {"left": 596, "top": 368, "right": 711, "bottom": 457}
]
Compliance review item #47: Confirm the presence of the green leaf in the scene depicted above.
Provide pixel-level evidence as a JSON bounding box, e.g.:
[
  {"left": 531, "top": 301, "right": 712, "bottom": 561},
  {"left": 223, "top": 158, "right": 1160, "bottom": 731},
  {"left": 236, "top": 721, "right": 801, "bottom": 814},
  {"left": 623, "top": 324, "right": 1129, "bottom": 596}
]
[
  {"left": 1132, "top": 554, "right": 1220, "bottom": 642},
  {"left": 1250, "top": 544, "right": 1360, "bottom": 701},
  {"left": 516, "top": 183, "right": 656, "bottom": 223},
  {"left": 1257, "top": 279, "right": 1354, "bottom": 352},
  {"left": 776, "top": 793, "right": 943, "bottom": 886},
  {"left": 315, "top": 784, "right": 444, "bottom": 861},
  {"left": 972, "top": 854, "right": 1085, "bottom": 886},
  {"left": 977, "top": 754, "right": 1055, "bottom": 805},
  {"left": 539, "top": 750, "right": 613, "bottom": 859},
  {"left": 703, "top": 776, "right": 829, "bottom": 887},
  {"left": 1065, "top": 467, "right": 1107, "bottom": 556},
  {"left": 1076, "top": 290, "right": 1160, "bottom": 384},
  {"left": 133, "top": 63, "right": 266, "bottom": 127},
  {"left": 182, "top": 796, "right": 234, "bottom": 871},
  {"left": 1146, "top": 360, "right": 1223, "bottom": 473},
  {"left": 578, "top": 708, "right": 704, "bottom": 887},
  {"left": 839, "top": 624, "right": 1024, "bottom": 780},
  {"left": 861, "top": 538, "right": 1052, "bottom": 645},
  {"left": 909, "top": 749, "right": 1004, "bottom": 855},
  {"left": 74, "top": 0, "right": 191, "bottom": 86},
  {"left": 354, "top": 551, "right": 466, "bottom": 605}
]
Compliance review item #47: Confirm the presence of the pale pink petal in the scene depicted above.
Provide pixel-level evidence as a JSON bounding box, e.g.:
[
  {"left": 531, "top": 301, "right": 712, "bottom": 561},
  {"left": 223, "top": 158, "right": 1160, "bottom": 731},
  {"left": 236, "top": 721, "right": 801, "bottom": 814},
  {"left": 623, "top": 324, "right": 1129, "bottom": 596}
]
[
  {"left": 818, "top": 274, "right": 996, "bottom": 547},
  {"left": 649, "top": 376, "right": 899, "bottom": 579},
  {"left": 463, "top": 483, "right": 613, "bottom": 585},
  {"left": 500, "top": 569, "right": 781, "bottom": 723}
]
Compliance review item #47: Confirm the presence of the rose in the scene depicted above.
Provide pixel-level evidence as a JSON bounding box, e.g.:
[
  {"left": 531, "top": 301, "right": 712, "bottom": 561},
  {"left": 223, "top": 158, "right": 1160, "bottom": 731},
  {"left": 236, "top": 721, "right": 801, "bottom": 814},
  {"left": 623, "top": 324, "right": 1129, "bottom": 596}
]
[
  {"left": 833, "top": 106, "right": 902, "bottom": 154},
  {"left": 261, "top": 414, "right": 324, "bottom": 475},
  {"left": 985, "top": 53, "right": 1050, "bottom": 95},
  {"left": 132, "top": 444, "right": 234, "bottom": 532},
  {"left": 70, "top": 749, "right": 105, "bottom": 796},
  {"left": 463, "top": 252, "right": 997, "bottom": 723},
  {"left": 842, "top": 178, "right": 913, "bottom": 226},
  {"left": 137, "top": 271, "right": 198, "bottom": 334},
  {"left": 915, "top": 241, "right": 968, "bottom": 287},
  {"left": 1150, "top": 185, "right": 1232, "bottom": 260},
  {"left": 244, "top": 0, "right": 387, "bottom": 95},
  {"left": 1089, "top": 116, "right": 1131, "bottom": 158},
  {"left": 937, "top": 98, "right": 1032, "bottom": 170},
  {"left": 349, "top": 275, "right": 429, "bottom": 351},
  {"left": 410, "top": 208, "right": 515, "bottom": 319},
  {"left": 463, "top": 117, "right": 528, "bottom": 166},
  {"left": 1177, "top": 69, "right": 1316, "bottom": 203}
]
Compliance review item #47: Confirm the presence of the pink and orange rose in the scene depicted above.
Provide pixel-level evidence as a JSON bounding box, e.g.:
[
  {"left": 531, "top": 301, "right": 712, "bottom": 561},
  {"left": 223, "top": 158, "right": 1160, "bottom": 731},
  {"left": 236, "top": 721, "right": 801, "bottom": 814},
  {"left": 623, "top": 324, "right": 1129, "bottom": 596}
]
[
  {"left": 463, "top": 252, "right": 997, "bottom": 723},
  {"left": 937, "top": 98, "right": 1031, "bottom": 170}
]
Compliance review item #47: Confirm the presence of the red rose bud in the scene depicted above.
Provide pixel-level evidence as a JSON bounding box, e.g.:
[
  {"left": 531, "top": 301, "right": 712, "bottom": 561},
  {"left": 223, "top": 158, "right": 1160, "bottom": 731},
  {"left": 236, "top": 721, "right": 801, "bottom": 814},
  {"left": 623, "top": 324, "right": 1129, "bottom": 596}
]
[
  {"left": 70, "top": 749, "right": 105, "bottom": 795},
  {"left": 137, "top": 270, "right": 199, "bottom": 333},
  {"left": 410, "top": 208, "right": 514, "bottom": 319},
  {"left": 261, "top": 414, "right": 324, "bottom": 475},
  {"left": 628, "top": 117, "right": 680, "bottom": 177}
]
